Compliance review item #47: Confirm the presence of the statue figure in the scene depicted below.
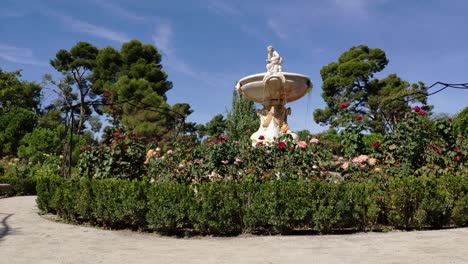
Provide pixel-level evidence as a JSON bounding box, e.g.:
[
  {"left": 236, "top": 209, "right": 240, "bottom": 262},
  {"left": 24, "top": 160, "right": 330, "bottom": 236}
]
[{"left": 266, "top": 45, "right": 283, "bottom": 73}]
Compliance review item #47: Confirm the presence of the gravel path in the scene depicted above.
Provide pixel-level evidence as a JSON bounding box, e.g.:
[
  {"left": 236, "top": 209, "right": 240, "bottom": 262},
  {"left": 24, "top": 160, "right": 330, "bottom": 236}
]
[{"left": 1, "top": 196, "right": 468, "bottom": 264}]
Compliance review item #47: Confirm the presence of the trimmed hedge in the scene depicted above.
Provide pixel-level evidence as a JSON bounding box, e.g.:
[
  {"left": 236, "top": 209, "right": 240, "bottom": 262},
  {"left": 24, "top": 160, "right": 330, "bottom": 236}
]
[
  {"left": 36, "top": 175, "right": 468, "bottom": 235},
  {"left": 0, "top": 176, "right": 36, "bottom": 196}
]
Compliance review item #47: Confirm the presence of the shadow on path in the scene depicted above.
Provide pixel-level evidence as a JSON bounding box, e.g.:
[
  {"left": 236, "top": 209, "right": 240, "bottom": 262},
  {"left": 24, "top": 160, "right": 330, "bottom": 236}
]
[{"left": 0, "top": 213, "right": 13, "bottom": 240}]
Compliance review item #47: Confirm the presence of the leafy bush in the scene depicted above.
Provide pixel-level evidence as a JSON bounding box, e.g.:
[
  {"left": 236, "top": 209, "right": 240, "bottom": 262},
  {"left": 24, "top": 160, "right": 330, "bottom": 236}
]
[
  {"left": 78, "top": 130, "right": 148, "bottom": 180},
  {"left": 146, "top": 182, "right": 194, "bottom": 234},
  {"left": 36, "top": 174, "right": 468, "bottom": 236}
]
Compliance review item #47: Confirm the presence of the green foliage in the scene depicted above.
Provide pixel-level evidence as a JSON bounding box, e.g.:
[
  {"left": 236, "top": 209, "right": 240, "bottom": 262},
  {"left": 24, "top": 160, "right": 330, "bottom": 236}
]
[
  {"left": 36, "top": 174, "right": 468, "bottom": 235},
  {"left": 146, "top": 182, "right": 194, "bottom": 234},
  {"left": 226, "top": 91, "right": 259, "bottom": 141},
  {"left": 0, "top": 107, "right": 38, "bottom": 156},
  {"left": 17, "top": 127, "right": 63, "bottom": 163},
  {"left": 78, "top": 130, "right": 147, "bottom": 180},
  {"left": 48, "top": 41, "right": 100, "bottom": 133},
  {"left": 314, "top": 45, "right": 430, "bottom": 133},
  {"left": 0, "top": 156, "right": 60, "bottom": 197},
  {"left": 452, "top": 107, "right": 468, "bottom": 136},
  {"left": 204, "top": 114, "right": 226, "bottom": 138},
  {"left": 0, "top": 68, "right": 42, "bottom": 114},
  {"left": 193, "top": 182, "right": 242, "bottom": 235},
  {"left": 91, "top": 179, "right": 148, "bottom": 228},
  {"left": 385, "top": 175, "right": 465, "bottom": 229},
  {"left": 100, "top": 40, "right": 178, "bottom": 138}
]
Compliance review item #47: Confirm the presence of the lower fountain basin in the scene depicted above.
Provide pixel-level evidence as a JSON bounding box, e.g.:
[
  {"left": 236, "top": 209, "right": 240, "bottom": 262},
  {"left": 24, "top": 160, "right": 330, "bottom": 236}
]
[{"left": 237, "top": 72, "right": 312, "bottom": 104}]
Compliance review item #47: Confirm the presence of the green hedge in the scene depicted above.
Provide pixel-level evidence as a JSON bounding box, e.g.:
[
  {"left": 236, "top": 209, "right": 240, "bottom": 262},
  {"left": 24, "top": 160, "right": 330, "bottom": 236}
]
[
  {"left": 36, "top": 175, "right": 468, "bottom": 235},
  {"left": 0, "top": 176, "right": 36, "bottom": 196}
]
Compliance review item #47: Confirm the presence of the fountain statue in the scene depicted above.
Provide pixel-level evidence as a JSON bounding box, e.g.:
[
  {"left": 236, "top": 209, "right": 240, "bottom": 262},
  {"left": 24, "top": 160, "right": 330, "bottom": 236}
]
[{"left": 236, "top": 46, "right": 313, "bottom": 145}]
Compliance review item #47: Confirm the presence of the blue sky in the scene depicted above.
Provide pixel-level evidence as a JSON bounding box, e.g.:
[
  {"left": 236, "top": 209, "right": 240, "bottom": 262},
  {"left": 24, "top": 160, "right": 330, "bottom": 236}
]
[{"left": 1, "top": 0, "right": 467, "bottom": 133}]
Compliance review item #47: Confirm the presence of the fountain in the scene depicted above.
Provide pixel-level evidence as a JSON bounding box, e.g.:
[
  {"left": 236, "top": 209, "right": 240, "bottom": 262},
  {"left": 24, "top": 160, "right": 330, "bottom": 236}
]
[{"left": 235, "top": 45, "right": 313, "bottom": 145}]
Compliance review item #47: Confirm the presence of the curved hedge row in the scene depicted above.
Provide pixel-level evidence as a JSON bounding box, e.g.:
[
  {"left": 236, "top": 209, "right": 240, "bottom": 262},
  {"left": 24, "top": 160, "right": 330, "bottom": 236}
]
[{"left": 37, "top": 175, "right": 468, "bottom": 235}]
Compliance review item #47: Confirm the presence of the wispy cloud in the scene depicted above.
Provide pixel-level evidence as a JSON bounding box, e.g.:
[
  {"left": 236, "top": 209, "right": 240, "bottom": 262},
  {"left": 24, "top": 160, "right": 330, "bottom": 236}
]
[
  {"left": 267, "top": 18, "right": 287, "bottom": 40},
  {"left": 93, "top": 0, "right": 148, "bottom": 23},
  {"left": 207, "top": 0, "right": 241, "bottom": 16},
  {"left": 152, "top": 22, "right": 174, "bottom": 56},
  {"left": 0, "top": 44, "right": 41, "bottom": 65},
  {"left": 61, "top": 15, "right": 130, "bottom": 43},
  {"left": 46, "top": 11, "right": 130, "bottom": 43},
  {"left": 331, "top": 0, "right": 373, "bottom": 17},
  {"left": 152, "top": 22, "right": 217, "bottom": 86}
]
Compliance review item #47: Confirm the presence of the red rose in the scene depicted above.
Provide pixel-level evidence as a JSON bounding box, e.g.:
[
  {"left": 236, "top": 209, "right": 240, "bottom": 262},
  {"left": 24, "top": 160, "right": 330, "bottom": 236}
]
[
  {"left": 218, "top": 134, "right": 226, "bottom": 141},
  {"left": 355, "top": 115, "right": 363, "bottom": 121},
  {"left": 453, "top": 156, "right": 461, "bottom": 162},
  {"left": 412, "top": 106, "right": 421, "bottom": 113},
  {"left": 424, "top": 124, "right": 429, "bottom": 129},
  {"left": 418, "top": 110, "right": 426, "bottom": 116},
  {"left": 277, "top": 141, "right": 286, "bottom": 149},
  {"left": 258, "top": 135, "right": 265, "bottom": 140},
  {"left": 373, "top": 141, "right": 380, "bottom": 148},
  {"left": 112, "top": 130, "right": 122, "bottom": 137},
  {"left": 340, "top": 102, "right": 349, "bottom": 109}
]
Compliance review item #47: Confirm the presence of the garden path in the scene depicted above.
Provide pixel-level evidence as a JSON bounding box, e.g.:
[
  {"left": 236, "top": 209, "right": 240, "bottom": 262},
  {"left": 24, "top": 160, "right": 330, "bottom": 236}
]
[{"left": 1, "top": 196, "right": 467, "bottom": 264}]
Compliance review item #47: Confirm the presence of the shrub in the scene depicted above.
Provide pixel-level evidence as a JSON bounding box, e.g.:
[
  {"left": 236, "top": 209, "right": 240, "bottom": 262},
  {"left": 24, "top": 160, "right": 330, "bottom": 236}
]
[
  {"left": 78, "top": 131, "right": 147, "bottom": 180},
  {"left": 193, "top": 182, "right": 242, "bottom": 235},
  {"left": 146, "top": 182, "right": 194, "bottom": 234},
  {"left": 36, "top": 174, "right": 468, "bottom": 236}
]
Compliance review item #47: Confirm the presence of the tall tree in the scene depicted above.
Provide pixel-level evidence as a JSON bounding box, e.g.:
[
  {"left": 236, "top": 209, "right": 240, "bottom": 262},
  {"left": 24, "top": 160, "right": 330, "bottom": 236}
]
[
  {"left": 0, "top": 69, "right": 42, "bottom": 157},
  {"left": 0, "top": 68, "right": 42, "bottom": 113},
  {"left": 313, "top": 45, "right": 429, "bottom": 133},
  {"left": 205, "top": 114, "right": 227, "bottom": 138},
  {"left": 95, "top": 40, "right": 176, "bottom": 138},
  {"left": 47, "top": 41, "right": 100, "bottom": 133},
  {"left": 226, "top": 91, "right": 259, "bottom": 141}
]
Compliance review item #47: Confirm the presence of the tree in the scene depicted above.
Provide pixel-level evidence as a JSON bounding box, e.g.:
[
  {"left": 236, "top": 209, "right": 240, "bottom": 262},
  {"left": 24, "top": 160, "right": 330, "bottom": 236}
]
[
  {"left": 0, "top": 68, "right": 42, "bottom": 113},
  {"left": 313, "top": 45, "right": 429, "bottom": 133},
  {"left": 47, "top": 41, "right": 100, "bottom": 133},
  {"left": 17, "top": 127, "right": 63, "bottom": 163},
  {"left": 0, "top": 69, "right": 42, "bottom": 157},
  {"left": 226, "top": 91, "right": 259, "bottom": 141},
  {"left": 0, "top": 107, "right": 37, "bottom": 156},
  {"left": 205, "top": 114, "right": 227, "bottom": 138},
  {"left": 95, "top": 40, "right": 177, "bottom": 138}
]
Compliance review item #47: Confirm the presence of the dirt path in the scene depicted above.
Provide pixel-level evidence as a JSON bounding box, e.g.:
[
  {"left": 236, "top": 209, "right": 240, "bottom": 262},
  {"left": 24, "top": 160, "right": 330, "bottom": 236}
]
[{"left": 1, "top": 196, "right": 467, "bottom": 264}]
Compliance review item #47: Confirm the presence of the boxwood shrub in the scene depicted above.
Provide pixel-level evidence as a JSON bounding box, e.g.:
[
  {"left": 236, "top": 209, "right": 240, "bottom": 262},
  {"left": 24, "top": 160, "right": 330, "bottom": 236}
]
[{"left": 36, "top": 174, "right": 468, "bottom": 236}]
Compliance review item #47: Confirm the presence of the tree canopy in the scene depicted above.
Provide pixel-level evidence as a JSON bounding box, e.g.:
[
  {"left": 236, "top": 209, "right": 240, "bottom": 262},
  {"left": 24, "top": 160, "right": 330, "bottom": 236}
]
[
  {"left": 226, "top": 91, "right": 259, "bottom": 141},
  {"left": 0, "top": 68, "right": 42, "bottom": 114},
  {"left": 314, "top": 45, "right": 430, "bottom": 133}
]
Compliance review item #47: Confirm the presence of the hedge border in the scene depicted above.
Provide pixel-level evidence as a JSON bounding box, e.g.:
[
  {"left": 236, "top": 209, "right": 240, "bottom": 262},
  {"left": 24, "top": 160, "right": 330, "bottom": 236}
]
[{"left": 36, "top": 175, "right": 468, "bottom": 236}]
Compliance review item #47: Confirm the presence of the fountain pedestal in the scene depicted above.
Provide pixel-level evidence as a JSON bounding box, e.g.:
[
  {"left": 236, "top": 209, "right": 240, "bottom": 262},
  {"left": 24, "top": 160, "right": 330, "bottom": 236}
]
[
  {"left": 236, "top": 46, "right": 313, "bottom": 146},
  {"left": 236, "top": 71, "right": 312, "bottom": 145}
]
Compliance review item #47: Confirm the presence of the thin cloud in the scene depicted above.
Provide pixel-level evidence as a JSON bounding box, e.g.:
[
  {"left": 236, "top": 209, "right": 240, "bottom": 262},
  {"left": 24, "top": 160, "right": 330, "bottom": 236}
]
[
  {"left": 267, "top": 18, "right": 287, "bottom": 40},
  {"left": 152, "top": 23, "right": 174, "bottom": 56},
  {"left": 0, "top": 44, "right": 41, "bottom": 65},
  {"left": 152, "top": 22, "right": 217, "bottom": 87},
  {"left": 93, "top": 0, "right": 148, "bottom": 23},
  {"left": 50, "top": 12, "right": 130, "bottom": 43},
  {"left": 207, "top": 0, "right": 241, "bottom": 16}
]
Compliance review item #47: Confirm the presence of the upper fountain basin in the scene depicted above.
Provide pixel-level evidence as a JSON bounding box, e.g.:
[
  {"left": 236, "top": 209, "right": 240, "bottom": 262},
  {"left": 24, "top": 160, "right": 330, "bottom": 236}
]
[{"left": 237, "top": 72, "right": 312, "bottom": 104}]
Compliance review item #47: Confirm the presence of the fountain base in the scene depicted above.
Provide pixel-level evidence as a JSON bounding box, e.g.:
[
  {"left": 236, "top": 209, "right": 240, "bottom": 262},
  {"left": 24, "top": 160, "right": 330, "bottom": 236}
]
[{"left": 236, "top": 71, "right": 311, "bottom": 146}]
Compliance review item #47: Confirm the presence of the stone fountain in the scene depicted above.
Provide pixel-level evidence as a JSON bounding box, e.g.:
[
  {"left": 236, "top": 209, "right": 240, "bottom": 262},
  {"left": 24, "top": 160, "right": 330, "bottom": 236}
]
[{"left": 236, "top": 45, "right": 313, "bottom": 145}]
